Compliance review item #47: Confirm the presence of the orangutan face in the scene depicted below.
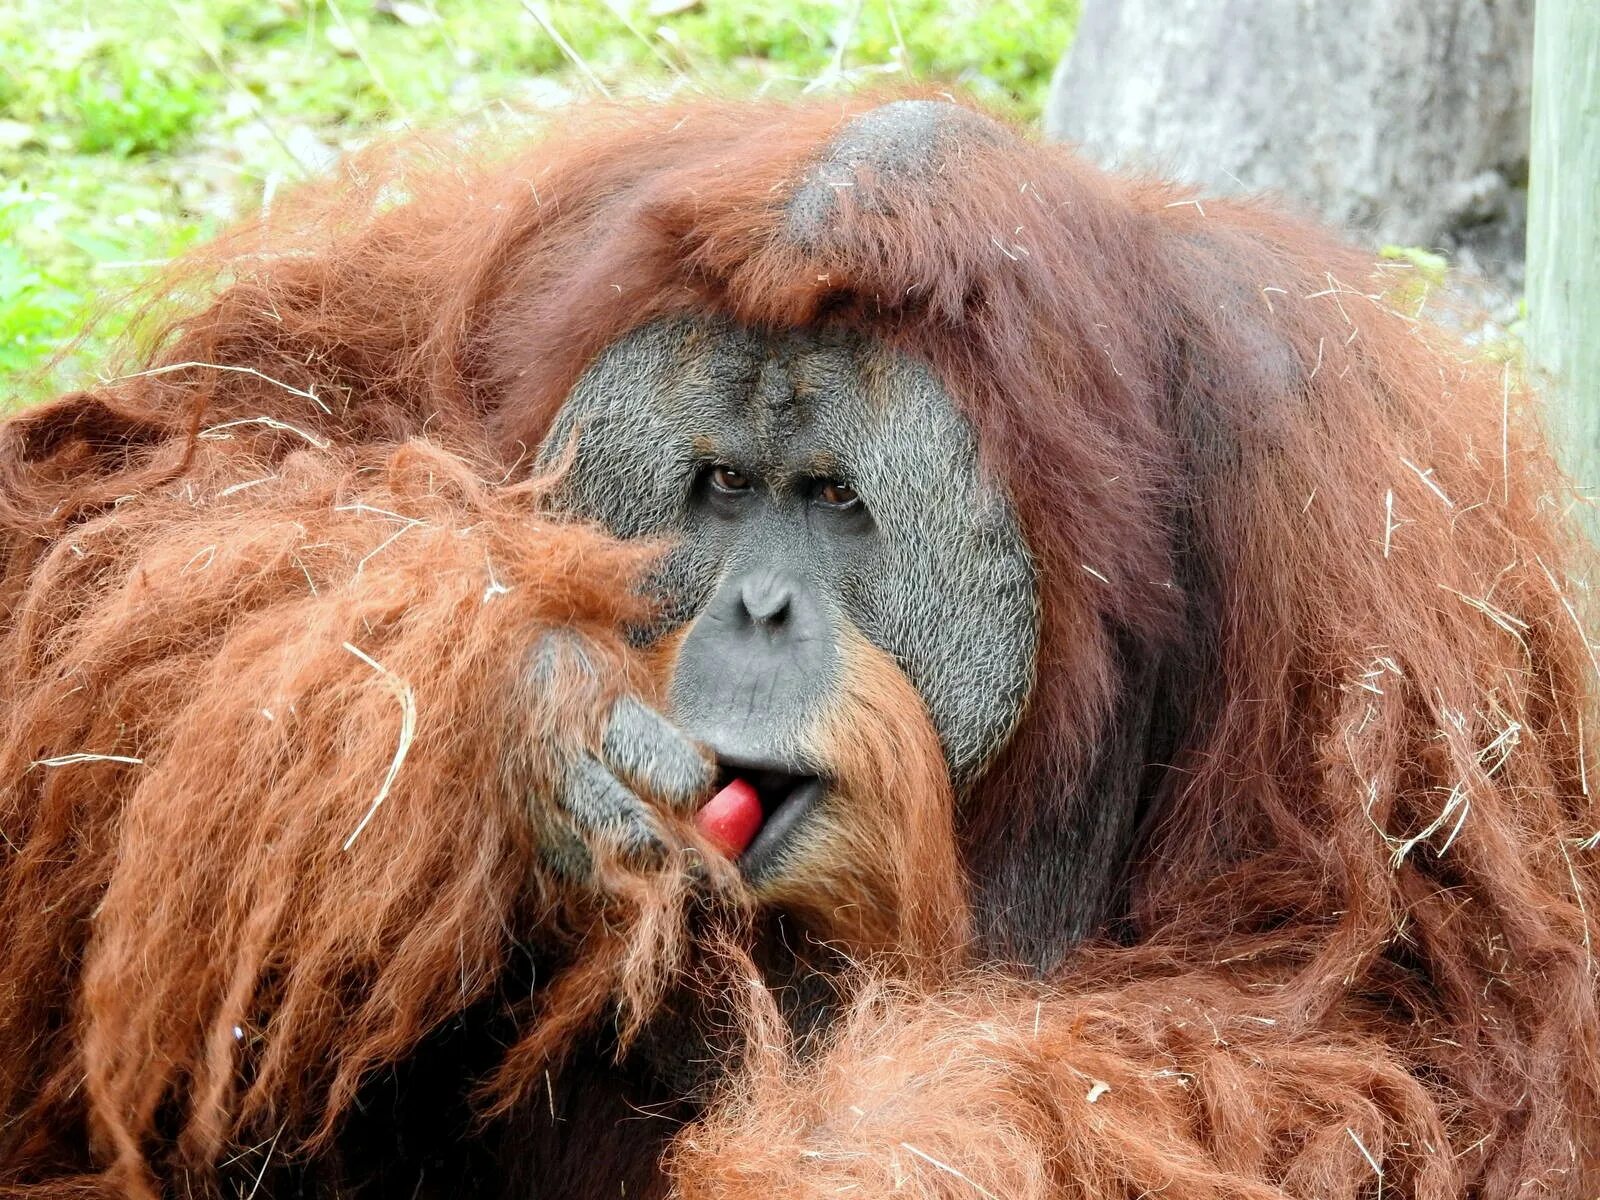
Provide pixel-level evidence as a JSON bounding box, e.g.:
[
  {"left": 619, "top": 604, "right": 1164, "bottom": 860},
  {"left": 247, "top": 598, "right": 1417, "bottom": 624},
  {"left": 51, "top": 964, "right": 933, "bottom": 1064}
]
[{"left": 536, "top": 315, "right": 1037, "bottom": 896}]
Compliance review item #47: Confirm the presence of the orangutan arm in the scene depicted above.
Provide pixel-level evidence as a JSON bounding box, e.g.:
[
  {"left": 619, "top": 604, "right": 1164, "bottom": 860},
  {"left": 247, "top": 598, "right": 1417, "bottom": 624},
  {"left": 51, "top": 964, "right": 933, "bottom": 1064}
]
[
  {"left": 0, "top": 419, "right": 714, "bottom": 1185},
  {"left": 669, "top": 973, "right": 1460, "bottom": 1200}
]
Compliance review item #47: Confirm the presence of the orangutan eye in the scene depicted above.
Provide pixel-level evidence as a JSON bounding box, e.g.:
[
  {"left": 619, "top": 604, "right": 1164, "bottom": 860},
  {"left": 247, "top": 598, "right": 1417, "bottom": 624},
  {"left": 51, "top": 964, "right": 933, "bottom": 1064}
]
[
  {"left": 815, "top": 480, "right": 860, "bottom": 509},
  {"left": 709, "top": 464, "right": 752, "bottom": 493}
]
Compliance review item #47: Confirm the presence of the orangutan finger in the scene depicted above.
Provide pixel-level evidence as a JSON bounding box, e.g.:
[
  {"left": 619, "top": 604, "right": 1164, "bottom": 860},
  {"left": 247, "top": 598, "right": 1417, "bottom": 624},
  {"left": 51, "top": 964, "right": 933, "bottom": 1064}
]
[
  {"left": 599, "top": 695, "right": 714, "bottom": 814},
  {"left": 561, "top": 752, "right": 673, "bottom": 868}
]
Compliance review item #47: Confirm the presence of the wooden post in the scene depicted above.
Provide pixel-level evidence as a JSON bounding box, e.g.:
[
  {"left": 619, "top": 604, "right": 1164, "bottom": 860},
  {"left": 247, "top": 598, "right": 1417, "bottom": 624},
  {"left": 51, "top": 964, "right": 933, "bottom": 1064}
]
[{"left": 1527, "top": 0, "right": 1600, "bottom": 532}]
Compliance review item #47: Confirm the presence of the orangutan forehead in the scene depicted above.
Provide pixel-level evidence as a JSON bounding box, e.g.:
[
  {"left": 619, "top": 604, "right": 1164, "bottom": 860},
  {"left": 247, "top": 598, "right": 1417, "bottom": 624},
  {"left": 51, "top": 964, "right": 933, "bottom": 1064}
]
[
  {"left": 638, "top": 319, "right": 951, "bottom": 464},
  {"left": 544, "top": 315, "right": 994, "bottom": 503}
]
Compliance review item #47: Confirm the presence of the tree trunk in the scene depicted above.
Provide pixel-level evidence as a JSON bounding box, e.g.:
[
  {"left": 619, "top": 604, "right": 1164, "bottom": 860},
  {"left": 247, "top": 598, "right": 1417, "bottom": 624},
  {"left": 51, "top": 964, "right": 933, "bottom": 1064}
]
[
  {"left": 1046, "top": 0, "right": 1534, "bottom": 279},
  {"left": 1527, "top": 0, "right": 1600, "bottom": 529}
]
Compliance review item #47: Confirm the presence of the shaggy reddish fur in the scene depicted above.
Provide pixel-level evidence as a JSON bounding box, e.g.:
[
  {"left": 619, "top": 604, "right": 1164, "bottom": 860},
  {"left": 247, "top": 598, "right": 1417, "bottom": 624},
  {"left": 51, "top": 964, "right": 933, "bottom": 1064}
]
[{"left": 1, "top": 92, "right": 1596, "bottom": 1198}]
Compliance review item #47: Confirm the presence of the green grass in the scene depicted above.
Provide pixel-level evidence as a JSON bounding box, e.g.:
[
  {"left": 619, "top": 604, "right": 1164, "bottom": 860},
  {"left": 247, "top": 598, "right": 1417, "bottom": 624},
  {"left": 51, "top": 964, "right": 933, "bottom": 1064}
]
[{"left": 0, "top": 0, "right": 1078, "bottom": 407}]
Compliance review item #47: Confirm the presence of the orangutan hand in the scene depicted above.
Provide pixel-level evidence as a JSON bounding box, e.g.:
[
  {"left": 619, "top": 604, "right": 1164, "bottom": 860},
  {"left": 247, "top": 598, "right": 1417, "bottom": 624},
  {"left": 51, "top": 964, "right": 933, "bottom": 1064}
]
[{"left": 515, "top": 630, "right": 716, "bottom": 889}]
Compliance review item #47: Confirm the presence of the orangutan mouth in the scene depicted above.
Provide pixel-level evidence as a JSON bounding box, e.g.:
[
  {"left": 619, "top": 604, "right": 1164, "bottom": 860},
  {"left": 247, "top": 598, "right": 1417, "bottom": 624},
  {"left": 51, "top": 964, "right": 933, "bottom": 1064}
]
[
  {"left": 742, "top": 770, "right": 825, "bottom": 874},
  {"left": 699, "top": 759, "right": 825, "bottom": 876}
]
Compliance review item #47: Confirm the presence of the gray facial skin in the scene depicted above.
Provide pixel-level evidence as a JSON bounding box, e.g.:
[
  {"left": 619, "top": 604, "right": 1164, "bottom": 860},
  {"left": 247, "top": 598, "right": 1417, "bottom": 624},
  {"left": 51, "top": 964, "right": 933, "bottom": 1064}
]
[{"left": 536, "top": 315, "right": 1037, "bottom": 810}]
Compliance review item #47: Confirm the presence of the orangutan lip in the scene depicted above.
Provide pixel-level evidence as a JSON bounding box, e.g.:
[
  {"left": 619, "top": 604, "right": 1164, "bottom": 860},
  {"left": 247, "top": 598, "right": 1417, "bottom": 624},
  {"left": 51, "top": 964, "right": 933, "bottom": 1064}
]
[
  {"left": 713, "top": 760, "right": 825, "bottom": 878},
  {"left": 740, "top": 777, "right": 824, "bottom": 877}
]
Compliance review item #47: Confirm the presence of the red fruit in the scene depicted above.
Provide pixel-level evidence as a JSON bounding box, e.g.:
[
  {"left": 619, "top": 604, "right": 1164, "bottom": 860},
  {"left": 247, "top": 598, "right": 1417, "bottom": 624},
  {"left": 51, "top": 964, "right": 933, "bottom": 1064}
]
[{"left": 695, "top": 778, "right": 763, "bottom": 857}]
